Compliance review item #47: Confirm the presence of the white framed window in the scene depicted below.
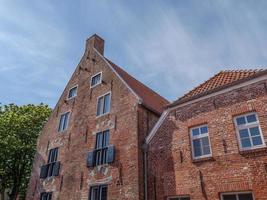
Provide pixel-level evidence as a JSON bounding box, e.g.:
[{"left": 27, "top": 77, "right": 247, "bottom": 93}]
[
  {"left": 234, "top": 113, "right": 265, "bottom": 150},
  {"left": 190, "top": 124, "right": 212, "bottom": 159},
  {"left": 168, "top": 196, "right": 190, "bottom": 200},
  {"left": 221, "top": 191, "right": 254, "bottom": 200},
  {"left": 97, "top": 92, "right": 111, "bottom": 116},
  {"left": 90, "top": 72, "right": 102, "bottom": 88},
  {"left": 67, "top": 85, "right": 78, "bottom": 99},
  {"left": 58, "top": 112, "right": 70, "bottom": 132}
]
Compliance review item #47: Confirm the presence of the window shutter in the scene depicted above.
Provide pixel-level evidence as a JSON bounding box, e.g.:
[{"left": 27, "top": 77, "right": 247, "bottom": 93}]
[
  {"left": 107, "top": 145, "right": 115, "bottom": 164},
  {"left": 52, "top": 162, "right": 61, "bottom": 176},
  {"left": 87, "top": 150, "right": 95, "bottom": 167},
  {"left": 40, "top": 165, "right": 48, "bottom": 179}
]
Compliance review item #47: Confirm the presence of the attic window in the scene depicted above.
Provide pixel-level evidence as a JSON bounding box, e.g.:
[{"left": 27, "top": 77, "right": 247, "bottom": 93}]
[
  {"left": 68, "top": 85, "right": 77, "bottom": 99},
  {"left": 91, "top": 72, "right": 102, "bottom": 88}
]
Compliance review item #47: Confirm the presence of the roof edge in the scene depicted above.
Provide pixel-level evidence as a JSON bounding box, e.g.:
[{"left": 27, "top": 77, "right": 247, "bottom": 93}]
[{"left": 168, "top": 69, "right": 267, "bottom": 108}]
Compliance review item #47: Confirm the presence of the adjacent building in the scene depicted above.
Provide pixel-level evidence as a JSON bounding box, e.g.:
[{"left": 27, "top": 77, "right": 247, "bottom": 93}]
[
  {"left": 26, "top": 34, "right": 169, "bottom": 200},
  {"left": 146, "top": 70, "right": 267, "bottom": 200}
]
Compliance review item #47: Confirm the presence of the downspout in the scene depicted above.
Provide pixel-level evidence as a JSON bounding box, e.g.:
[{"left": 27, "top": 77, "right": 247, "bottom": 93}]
[{"left": 143, "top": 143, "right": 148, "bottom": 200}]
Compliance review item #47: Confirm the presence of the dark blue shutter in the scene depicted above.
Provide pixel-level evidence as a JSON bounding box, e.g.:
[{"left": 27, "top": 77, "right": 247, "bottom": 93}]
[
  {"left": 107, "top": 146, "right": 115, "bottom": 164},
  {"left": 87, "top": 150, "right": 95, "bottom": 167},
  {"left": 52, "top": 162, "right": 60, "bottom": 176},
  {"left": 40, "top": 165, "right": 48, "bottom": 179}
]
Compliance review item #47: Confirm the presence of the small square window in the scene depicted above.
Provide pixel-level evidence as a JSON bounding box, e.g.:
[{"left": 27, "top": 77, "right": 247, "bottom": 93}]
[
  {"left": 91, "top": 72, "right": 102, "bottom": 88},
  {"left": 68, "top": 86, "right": 77, "bottom": 99},
  {"left": 58, "top": 112, "right": 70, "bottom": 132},
  {"left": 234, "top": 113, "right": 265, "bottom": 150}
]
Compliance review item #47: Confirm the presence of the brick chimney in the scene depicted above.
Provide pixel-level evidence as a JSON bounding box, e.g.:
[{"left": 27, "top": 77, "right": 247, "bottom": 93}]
[{"left": 86, "top": 34, "right": 105, "bottom": 55}]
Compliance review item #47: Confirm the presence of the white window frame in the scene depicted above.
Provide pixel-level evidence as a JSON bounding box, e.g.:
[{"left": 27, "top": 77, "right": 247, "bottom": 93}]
[
  {"left": 168, "top": 196, "right": 190, "bottom": 200},
  {"left": 96, "top": 92, "right": 111, "bottom": 117},
  {"left": 67, "top": 85, "right": 78, "bottom": 100},
  {"left": 234, "top": 112, "right": 265, "bottom": 151},
  {"left": 58, "top": 111, "right": 71, "bottom": 132},
  {"left": 220, "top": 191, "right": 254, "bottom": 200},
  {"left": 90, "top": 72, "right": 102, "bottom": 88},
  {"left": 190, "top": 124, "right": 212, "bottom": 159}
]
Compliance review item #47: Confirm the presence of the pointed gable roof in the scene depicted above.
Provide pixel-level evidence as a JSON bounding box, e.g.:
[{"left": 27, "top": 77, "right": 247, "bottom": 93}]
[
  {"left": 105, "top": 58, "right": 169, "bottom": 114},
  {"left": 169, "top": 69, "right": 267, "bottom": 107}
]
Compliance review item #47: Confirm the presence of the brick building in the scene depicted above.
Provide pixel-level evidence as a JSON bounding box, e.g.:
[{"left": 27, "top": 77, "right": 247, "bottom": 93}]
[
  {"left": 26, "top": 34, "right": 267, "bottom": 200},
  {"left": 26, "top": 34, "right": 169, "bottom": 200},
  {"left": 146, "top": 70, "right": 267, "bottom": 200}
]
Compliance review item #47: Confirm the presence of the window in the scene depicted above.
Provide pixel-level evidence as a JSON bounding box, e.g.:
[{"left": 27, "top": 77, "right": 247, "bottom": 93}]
[
  {"left": 221, "top": 192, "right": 253, "bottom": 200},
  {"left": 95, "top": 130, "right": 110, "bottom": 166},
  {"left": 169, "top": 196, "right": 190, "bottom": 200},
  {"left": 58, "top": 112, "right": 70, "bottom": 132},
  {"left": 40, "top": 148, "right": 60, "bottom": 179},
  {"left": 40, "top": 192, "right": 52, "bottom": 200},
  {"left": 89, "top": 185, "right": 107, "bottom": 200},
  {"left": 235, "top": 113, "right": 265, "bottom": 150},
  {"left": 91, "top": 72, "right": 102, "bottom": 88},
  {"left": 68, "top": 85, "right": 77, "bottom": 99},
  {"left": 190, "top": 125, "right": 212, "bottom": 159},
  {"left": 97, "top": 93, "right": 111, "bottom": 116},
  {"left": 47, "top": 148, "right": 59, "bottom": 178}
]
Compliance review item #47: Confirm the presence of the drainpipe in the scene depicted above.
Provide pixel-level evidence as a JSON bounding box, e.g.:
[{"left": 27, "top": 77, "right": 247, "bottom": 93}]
[{"left": 143, "top": 143, "right": 149, "bottom": 200}]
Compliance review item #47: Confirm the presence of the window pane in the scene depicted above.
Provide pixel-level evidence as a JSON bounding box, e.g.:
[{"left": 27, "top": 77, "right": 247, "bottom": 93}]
[
  {"left": 203, "top": 146, "right": 211, "bottom": 155},
  {"left": 238, "top": 193, "right": 253, "bottom": 200},
  {"left": 103, "top": 94, "right": 110, "bottom": 114},
  {"left": 239, "top": 129, "right": 249, "bottom": 138},
  {"left": 63, "top": 112, "right": 69, "bottom": 130},
  {"left": 68, "top": 87, "right": 77, "bottom": 98},
  {"left": 100, "top": 186, "right": 107, "bottom": 200},
  {"left": 193, "top": 139, "right": 202, "bottom": 157},
  {"left": 90, "top": 187, "right": 98, "bottom": 200},
  {"left": 252, "top": 136, "right": 263, "bottom": 146},
  {"left": 236, "top": 117, "right": 246, "bottom": 125},
  {"left": 192, "top": 128, "right": 200, "bottom": 136},
  {"left": 201, "top": 137, "right": 210, "bottom": 146},
  {"left": 58, "top": 115, "right": 64, "bottom": 131},
  {"left": 246, "top": 114, "right": 257, "bottom": 123},
  {"left": 241, "top": 138, "right": 251, "bottom": 148},
  {"left": 200, "top": 126, "right": 208, "bottom": 134},
  {"left": 249, "top": 127, "right": 260, "bottom": 136},
  {"left": 103, "top": 131, "right": 110, "bottom": 147},
  {"left": 222, "top": 194, "right": 237, "bottom": 200},
  {"left": 97, "top": 97, "right": 104, "bottom": 116},
  {"left": 96, "top": 133, "right": 103, "bottom": 149}
]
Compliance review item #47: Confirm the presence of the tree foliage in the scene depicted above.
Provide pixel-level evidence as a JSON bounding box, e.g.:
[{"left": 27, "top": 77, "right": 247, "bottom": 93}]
[{"left": 0, "top": 104, "right": 51, "bottom": 200}]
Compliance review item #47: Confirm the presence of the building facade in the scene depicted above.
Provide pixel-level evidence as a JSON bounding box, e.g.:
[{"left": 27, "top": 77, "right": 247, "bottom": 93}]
[
  {"left": 146, "top": 70, "right": 267, "bottom": 200},
  {"left": 26, "top": 34, "right": 169, "bottom": 200}
]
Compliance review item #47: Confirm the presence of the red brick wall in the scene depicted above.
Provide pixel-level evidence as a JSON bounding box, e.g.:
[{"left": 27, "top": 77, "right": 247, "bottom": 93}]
[
  {"left": 148, "top": 80, "right": 267, "bottom": 200},
  {"left": 26, "top": 35, "right": 160, "bottom": 200}
]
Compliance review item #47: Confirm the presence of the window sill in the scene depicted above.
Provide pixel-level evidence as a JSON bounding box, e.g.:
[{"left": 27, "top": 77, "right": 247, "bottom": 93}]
[
  {"left": 192, "top": 156, "right": 215, "bottom": 163},
  {"left": 96, "top": 113, "right": 110, "bottom": 120},
  {"left": 239, "top": 146, "right": 267, "bottom": 157}
]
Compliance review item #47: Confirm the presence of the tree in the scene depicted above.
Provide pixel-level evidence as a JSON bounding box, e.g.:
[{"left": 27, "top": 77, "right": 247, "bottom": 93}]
[{"left": 0, "top": 104, "right": 51, "bottom": 200}]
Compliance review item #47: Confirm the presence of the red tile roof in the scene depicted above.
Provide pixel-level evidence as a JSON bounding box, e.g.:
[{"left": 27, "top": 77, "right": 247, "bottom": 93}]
[
  {"left": 169, "top": 69, "right": 267, "bottom": 107},
  {"left": 106, "top": 58, "right": 169, "bottom": 114}
]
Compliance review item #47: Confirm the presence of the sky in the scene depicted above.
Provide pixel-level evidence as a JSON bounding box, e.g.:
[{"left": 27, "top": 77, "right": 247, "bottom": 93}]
[{"left": 1, "top": 0, "right": 267, "bottom": 108}]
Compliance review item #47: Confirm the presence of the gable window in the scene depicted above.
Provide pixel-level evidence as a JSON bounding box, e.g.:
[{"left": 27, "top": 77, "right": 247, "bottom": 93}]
[
  {"left": 58, "top": 112, "right": 70, "bottom": 132},
  {"left": 87, "top": 130, "right": 115, "bottom": 168},
  {"left": 97, "top": 93, "right": 111, "bottom": 116},
  {"left": 95, "top": 130, "right": 110, "bottom": 166},
  {"left": 190, "top": 125, "right": 212, "bottom": 159},
  {"left": 40, "top": 192, "right": 52, "bottom": 200},
  {"left": 68, "top": 85, "right": 77, "bottom": 99},
  {"left": 169, "top": 196, "right": 190, "bottom": 200},
  {"left": 234, "top": 113, "right": 265, "bottom": 150},
  {"left": 89, "top": 185, "right": 107, "bottom": 200},
  {"left": 40, "top": 148, "right": 60, "bottom": 179},
  {"left": 221, "top": 192, "right": 253, "bottom": 200},
  {"left": 91, "top": 72, "right": 102, "bottom": 88}
]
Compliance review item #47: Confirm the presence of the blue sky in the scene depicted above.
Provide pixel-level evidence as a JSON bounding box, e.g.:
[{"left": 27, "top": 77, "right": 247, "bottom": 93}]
[{"left": 1, "top": 0, "right": 267, "bottom": 107}]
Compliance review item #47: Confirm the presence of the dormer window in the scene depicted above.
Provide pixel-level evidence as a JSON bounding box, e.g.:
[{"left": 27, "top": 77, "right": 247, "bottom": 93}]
[
  {"left": 68, "top": 86, "right": 77, "bottom": 99},
  {"left": 90, "top": 72, "right": 102, "bottom": 88}
]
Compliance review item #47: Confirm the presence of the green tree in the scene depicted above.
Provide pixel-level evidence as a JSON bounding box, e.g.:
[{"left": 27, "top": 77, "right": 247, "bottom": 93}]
[{"left": 0, "top": 104, "right": 51, "bottom": 200}]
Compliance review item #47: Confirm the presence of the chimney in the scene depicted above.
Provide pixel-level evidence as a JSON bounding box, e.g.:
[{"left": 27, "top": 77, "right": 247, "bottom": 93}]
[{"left": 86, "top": 34, "right": 105, "bottom": 55}]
